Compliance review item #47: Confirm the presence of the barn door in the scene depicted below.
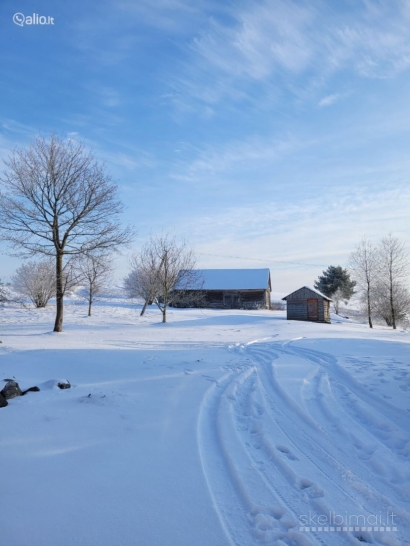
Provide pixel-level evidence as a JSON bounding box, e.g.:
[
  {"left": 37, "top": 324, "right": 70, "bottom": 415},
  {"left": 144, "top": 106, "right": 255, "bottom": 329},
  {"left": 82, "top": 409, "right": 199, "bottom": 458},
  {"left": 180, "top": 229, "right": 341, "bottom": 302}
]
[
  {"left": 307, "top": 298, "right": 319, "bottom": 321},
  {"left": 224, "top": 293, "right": 240, "bottom": 309}
]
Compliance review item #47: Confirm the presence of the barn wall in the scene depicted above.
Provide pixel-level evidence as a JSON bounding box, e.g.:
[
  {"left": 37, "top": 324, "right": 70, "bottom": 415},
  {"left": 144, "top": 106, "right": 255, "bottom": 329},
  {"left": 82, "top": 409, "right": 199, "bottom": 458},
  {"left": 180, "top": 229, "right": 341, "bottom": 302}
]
[{"left": 172, "top": 289, "right": 270, "bottom": 309}]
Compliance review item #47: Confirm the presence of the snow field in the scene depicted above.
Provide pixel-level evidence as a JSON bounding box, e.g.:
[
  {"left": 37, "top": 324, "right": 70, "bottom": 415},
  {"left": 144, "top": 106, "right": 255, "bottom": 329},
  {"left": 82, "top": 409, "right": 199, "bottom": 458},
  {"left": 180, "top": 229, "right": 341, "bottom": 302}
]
[{"left": 0, "top": 300, "right": 409, "bottom": 545}]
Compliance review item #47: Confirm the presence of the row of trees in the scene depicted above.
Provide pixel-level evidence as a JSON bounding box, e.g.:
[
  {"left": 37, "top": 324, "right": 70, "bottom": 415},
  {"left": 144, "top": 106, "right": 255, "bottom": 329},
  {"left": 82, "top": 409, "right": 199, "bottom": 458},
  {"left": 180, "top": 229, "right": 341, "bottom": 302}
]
[
  {"left": 9, "top": 254, "right": 112, "bottom": 316},
  {"left": 314, "top": 235, "right": 409, "bottom": 329},
  {"left": 5, "top": 233, "right": 200, "bottom": 324},
  {"left": 350, "top": 235, "right": 409, "bottom": 329},
  {"left": 0, "top": 134, "right": 200, "bottom": 326}
]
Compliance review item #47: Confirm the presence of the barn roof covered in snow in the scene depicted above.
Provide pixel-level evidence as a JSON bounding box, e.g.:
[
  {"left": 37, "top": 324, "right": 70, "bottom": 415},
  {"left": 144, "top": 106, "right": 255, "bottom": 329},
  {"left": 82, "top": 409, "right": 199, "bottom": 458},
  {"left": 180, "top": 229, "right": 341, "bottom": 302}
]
[
  {"left": 176, "top": 269, "right": 271, "bottom": 291},
  {"left": 282, "top": 286, "right": 332, "bottom": 301}
]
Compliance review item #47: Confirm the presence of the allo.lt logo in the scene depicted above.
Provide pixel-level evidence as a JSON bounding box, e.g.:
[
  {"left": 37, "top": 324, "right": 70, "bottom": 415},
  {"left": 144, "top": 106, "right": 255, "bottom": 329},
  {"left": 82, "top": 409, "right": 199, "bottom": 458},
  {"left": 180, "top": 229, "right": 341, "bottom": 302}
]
[{"left": 13, "top": 13, "right": 55, "bottom": 26}]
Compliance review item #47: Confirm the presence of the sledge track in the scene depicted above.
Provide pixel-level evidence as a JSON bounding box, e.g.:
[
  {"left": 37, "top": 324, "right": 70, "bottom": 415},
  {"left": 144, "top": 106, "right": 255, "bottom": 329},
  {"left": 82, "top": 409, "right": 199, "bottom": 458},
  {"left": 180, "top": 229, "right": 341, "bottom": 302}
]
[{"left": 197, "top": 340, "right": 410, "bottom": 546}]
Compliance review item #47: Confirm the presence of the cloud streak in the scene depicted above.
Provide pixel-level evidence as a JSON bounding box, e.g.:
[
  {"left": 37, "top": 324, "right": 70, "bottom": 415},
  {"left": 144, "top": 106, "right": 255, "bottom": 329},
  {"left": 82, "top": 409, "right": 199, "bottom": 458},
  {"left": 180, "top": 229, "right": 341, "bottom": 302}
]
[{"left": 168, "top": 0, "right": 410, "bottom": 112}]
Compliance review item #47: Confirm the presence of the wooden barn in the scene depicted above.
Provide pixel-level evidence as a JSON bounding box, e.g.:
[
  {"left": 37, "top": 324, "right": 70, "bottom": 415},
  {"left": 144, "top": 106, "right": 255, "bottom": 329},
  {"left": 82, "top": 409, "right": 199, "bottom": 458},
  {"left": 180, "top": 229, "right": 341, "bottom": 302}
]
[
  {"left": 282, "top": 286, "right": 331, "bottom": 323},
  {"left": 173, "top": 269, "right": 272, "bottom": 309}
]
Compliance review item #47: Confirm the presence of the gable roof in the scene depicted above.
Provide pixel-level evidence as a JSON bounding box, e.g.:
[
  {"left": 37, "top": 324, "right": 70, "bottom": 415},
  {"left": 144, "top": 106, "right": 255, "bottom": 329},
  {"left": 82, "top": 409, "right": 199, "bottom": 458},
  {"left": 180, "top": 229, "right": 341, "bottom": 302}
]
[
  {"left": 176, "top": 269, "right": 271, "bottom": 291},
  {"left": 282, "top": 286, "right": 332, "bottom": 301}
]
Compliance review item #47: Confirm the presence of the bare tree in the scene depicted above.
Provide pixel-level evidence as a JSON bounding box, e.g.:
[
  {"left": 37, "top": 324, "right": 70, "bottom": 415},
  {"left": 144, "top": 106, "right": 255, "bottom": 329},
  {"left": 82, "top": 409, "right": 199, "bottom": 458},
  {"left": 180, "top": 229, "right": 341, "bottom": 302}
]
[
  {"left": 11, "top": 259, "right": 56, "bottom": 308},
  {"left": 0, "top": 278, "right": 7, "bottom": 304},
  {"left": 372, "top": 281, "right": 410, "bottom": 327},
  {"left": 124, "top": 245, "right": 163, "bottom": 317},
  {"left": 0, "top": 134, "right": 132, "bottom": 331},
  {"left": 77, "top": 253, "right": 113, "bottom": 316},
  {"left": 126, "top": 235, "right": 200, "bottom": 322},
  {"left": 350, "top": 237, "right": 377, "bottom": 328},
  {"left": 152, "top": 236, "right": 201, "bottom": 322},
  {"left": 376, "top": 234, "right": 409, "bottom": 330},
  {"left": 331, "top": 288, "right": 346, "bottom": 315}
]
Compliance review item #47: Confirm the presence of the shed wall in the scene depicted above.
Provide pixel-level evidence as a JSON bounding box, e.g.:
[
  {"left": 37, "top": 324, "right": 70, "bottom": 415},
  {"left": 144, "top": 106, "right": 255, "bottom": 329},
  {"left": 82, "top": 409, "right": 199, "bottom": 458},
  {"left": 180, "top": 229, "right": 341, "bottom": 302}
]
[{"left": 285, "top": 287, "right": 331, "bottom": 323}]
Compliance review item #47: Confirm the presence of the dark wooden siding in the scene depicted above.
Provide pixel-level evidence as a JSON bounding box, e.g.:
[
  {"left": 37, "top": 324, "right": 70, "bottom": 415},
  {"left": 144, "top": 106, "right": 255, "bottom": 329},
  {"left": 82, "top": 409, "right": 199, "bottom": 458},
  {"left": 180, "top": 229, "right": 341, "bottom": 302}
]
[
  {"left": 286, "top": 298, "right": 308, "bottom": 320},
  {"left": 284, "top": 287, "right": 331, "bottom": 323},
  {"left": 172, "top": 289, "right": 270, "bottom": 309}
]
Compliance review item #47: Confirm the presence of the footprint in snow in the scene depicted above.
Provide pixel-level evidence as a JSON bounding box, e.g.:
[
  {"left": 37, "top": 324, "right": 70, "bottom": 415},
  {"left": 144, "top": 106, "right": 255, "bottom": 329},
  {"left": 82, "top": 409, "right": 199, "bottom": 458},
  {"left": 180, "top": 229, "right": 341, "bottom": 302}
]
[
  {"left": 248, "top": 506, "right": 296, "bottom": 542},
  {"left": 276, "top": 445, "right": 299, "bottom": 461},
  {"left": 298, "top": 478, "right": 324, "bottom": 499},
  {"left": 202, "top": 375, "right": 218, "bottom": 383}
]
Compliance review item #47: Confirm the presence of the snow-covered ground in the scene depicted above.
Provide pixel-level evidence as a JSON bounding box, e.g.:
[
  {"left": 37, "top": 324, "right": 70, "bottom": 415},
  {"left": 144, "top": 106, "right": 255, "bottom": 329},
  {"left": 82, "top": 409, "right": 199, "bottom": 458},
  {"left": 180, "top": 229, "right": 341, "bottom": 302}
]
[{"left": 0, "top": 299, "right": 409, "bottom": 546}]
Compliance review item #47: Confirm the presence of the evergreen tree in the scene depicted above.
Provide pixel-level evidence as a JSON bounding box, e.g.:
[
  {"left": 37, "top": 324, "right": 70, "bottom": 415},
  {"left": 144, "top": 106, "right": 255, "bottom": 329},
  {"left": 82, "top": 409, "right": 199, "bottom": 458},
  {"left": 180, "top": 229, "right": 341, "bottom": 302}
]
[{"left": 314, "top": 265, "right": 356, "bottom": 301}]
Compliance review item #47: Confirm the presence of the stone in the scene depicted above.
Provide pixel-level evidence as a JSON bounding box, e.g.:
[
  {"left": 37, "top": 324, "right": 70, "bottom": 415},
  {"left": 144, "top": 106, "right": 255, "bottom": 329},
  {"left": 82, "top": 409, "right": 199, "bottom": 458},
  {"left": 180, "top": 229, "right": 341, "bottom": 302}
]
[
  {"left": 0, "top": 393, "right": 8, "bottom": 408},
  {"left": 1, "top": 380, "right": 22, "bottom": 400},
  {"left": 21, "top": 386, "right": 40, "bottom": 395},
  {"left": 57, "top": 380, "right": 71, "bottom": 389}
]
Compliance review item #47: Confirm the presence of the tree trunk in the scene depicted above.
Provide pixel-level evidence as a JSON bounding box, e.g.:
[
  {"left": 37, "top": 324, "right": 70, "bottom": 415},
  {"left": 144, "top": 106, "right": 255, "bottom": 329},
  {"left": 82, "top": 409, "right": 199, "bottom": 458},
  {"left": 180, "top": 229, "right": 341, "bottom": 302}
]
[
  {"left": 390, "top": 280, "right": 396, "bottom": 329},
  {"left": 162, "top": 307, "right": 166, "bottom": 323},
  {"left": 54, "top": 252, "right": 64, "bottom": 332},
  {"left": 88, "top": 298, "right": 92, "bottom": 317},
  {"left": 367, "top": 301, "right": 373, "bottom": 328},
  {"left": 367, "top": 284, "right": 373, "bottom": 328},
  {"left": 140, "top": 297, "right": 149, "bottom": 316}
]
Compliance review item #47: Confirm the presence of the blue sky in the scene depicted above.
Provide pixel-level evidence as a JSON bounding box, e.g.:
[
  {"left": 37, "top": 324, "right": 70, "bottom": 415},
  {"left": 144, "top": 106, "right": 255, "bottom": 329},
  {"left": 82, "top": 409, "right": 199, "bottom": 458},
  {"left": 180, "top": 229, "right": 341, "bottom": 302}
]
[{"left": 1, "top": 0, "right": 409, "bottom": 293}]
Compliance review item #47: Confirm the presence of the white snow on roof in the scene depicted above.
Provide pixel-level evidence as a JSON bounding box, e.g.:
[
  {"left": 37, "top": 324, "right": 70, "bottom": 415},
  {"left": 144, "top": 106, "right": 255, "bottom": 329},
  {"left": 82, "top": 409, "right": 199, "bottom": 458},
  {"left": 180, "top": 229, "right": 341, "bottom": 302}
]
[
  {"left": 178, "top": 269, "right": 271, "bottom": 291},
  {"left": 283, "top": 286, "right": 332, "bottom": 301}
]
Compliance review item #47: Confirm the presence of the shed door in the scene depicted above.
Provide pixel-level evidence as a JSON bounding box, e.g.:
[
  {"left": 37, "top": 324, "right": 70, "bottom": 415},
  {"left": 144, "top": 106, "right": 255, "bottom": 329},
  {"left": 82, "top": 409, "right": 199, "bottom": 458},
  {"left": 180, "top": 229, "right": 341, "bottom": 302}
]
[{"left": 307, "top": 298, "right": 319, "bottom": 321}]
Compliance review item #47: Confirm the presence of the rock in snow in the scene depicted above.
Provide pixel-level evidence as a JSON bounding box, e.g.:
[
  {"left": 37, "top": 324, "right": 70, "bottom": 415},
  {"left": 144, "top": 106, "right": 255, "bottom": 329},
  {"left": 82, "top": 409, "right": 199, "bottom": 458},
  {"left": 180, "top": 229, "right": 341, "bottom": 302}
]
[
  {"left": 57, "top": 380, "right": 71, "bottom": 389},
  {"left": 0, "top": 381, "right": 40, "bottom": 406},
  {"left": 21, "top": 386, "right": 40, "bottom": 395},
  {"left": 1, "top": 380, "right": 22, "bottom": 400}
]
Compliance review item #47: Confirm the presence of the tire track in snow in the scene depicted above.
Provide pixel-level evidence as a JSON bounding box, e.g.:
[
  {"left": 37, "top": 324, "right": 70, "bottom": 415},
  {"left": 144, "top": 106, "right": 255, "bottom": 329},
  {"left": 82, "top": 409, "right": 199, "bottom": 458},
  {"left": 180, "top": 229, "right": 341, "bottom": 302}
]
[
  {"left": 302, "top": 367, "right": 410, "bottom": 507},
  {"left": 284, "top": 342, "right": 410, "bottom": 507},
  {"left": 246, "top": 341, "right": 410, "bottom": 545},
  {"left": 198, "top": 363, "right": 322, "bottom": 545},
  {"left": 286, "top": 343, "right": 410, "bottom": 435},
  {"left": 198, "top": 340, "right": 410, "bottom": 545},
  {"left": 229, "top": 368, "right": 339, "bottom": 546},
  {"left": 244, "top": 346, "right": 378, "bottom": 545}
]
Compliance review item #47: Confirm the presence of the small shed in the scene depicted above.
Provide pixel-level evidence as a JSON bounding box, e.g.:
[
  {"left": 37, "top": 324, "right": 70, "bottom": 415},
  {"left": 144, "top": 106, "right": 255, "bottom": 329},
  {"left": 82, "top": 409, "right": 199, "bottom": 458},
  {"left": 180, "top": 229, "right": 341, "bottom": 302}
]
[
  {"left": 282, "top": 286, "right": 331, "bottom": 323},
  {"left": 173, "top": 268, "right": 272, "bottom": 309}
]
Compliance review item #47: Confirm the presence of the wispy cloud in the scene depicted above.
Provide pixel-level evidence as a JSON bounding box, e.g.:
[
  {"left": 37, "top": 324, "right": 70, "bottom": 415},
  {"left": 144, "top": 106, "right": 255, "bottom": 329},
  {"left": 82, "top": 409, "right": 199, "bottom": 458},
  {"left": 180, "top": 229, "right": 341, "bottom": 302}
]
[
  {"left": 168, "top": 0, "right": 410, "bottom": 112},
  {"left": 318, "top": 93, "right": 341, "bottom": 107},
  {"left": 169, "top": 131, "right": 320, "bottom": 187}
]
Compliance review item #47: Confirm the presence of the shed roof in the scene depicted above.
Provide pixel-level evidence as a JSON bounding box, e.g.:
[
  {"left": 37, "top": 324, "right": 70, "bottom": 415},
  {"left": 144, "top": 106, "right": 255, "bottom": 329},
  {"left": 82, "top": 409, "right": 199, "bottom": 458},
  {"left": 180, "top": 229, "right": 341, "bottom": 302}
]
[
  {"left": 176, "top": 269, "right": 271, "bottom": 291},
  {"left": 282, "top": 286, "right": 332, "bottom": 301}
]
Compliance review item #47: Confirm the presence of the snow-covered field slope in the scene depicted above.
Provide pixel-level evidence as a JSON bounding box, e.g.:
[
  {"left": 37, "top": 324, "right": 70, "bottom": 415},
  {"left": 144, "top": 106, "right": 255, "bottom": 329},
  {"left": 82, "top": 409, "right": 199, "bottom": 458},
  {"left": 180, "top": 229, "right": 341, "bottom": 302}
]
[{"left": 0, "top": 300, "right": 409, "bottom": 546}]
